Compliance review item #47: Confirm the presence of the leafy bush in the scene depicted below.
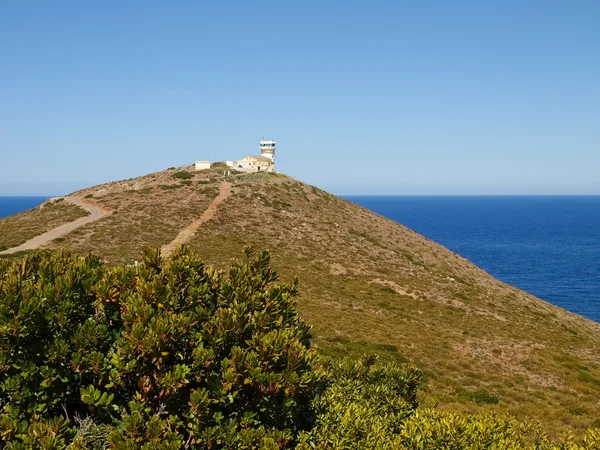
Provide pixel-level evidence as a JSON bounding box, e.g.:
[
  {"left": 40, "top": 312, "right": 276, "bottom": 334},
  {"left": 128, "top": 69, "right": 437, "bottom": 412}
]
[
  {"left": 0, "top": 248, "right": 320, "bottom": 448},
  {"left": 1, "top": 249, "right": 600, "bottom": 449},
  {"left": 211, "top": 162, "right": 229, "bottom": 169},
  {"left": 467, "top": 390, "right": 500, "bottom": 405},
  {"left": 198, "top": 179, "right": 218, "bottom": 185},
  {"left": 397, "top": 410, "right": 600, "bottom": 450},
  {"left": 171, "top": 171, "right": 193, "bottom": 180},
  {"left": 297, "top": 358, "right": 600, "bottom": 449},
  {"left": 380, "top": 286, "right": 397, "bottom": 294},
  {"left": 457, "top": 388, "right": 500, "bottom": 405},
  {"left": 298, "top": 355, "right": 421, "bottom": 449}
]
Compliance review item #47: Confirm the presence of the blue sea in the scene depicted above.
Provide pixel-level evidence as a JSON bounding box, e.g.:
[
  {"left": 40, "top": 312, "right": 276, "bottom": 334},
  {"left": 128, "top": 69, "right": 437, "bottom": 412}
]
[
  {"left": 0, "top": 197, "right": 50, "bottom": 219},
  {"left": 1, "top": 196, "right": 600, "bottom": 323},
  {"left": 345, "top": 196, "right": 600, "bottom": 323}
]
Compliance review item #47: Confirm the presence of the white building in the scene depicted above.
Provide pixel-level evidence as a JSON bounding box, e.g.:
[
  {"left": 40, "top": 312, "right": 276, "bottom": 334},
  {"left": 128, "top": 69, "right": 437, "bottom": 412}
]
[
  {"left": 194, "top": 161, "right": 211, "bottom": 171},
  {"left": 234, "top": 155, "right": 273, "bottom": 172},
  {"left": 227, "top": 138, "right": 276, "bottom": 173}
]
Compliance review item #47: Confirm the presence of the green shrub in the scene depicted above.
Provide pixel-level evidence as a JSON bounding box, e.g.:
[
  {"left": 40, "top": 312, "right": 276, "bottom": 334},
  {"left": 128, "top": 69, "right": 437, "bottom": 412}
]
[
  {"left": 349, "top": 228, "right": 379, "bottom": 246},
  {"left": 171, "top": 171, "right": 193, "bottom": 180},
  {"left": 457, "top": 388, "right": 500, "bottom": 405},
  {"left": 578, "top": 370, "right": 600, "bottom": 386},
  {"left": 1, "top": 250, "right": 600, "bottom": 449},
  {"left": 380, "top": 286, "right": 396, "bottom": 294},
  {"left": 0, "top": 247, "right": 320, "bottom": 448},
  {"left": 211, "top": 162, "right": 229, "bottom": 169},
  {"left": 399, "top": 410, "right": 556, "bottom": 449},
  {"left": 373, "top": 343, "right": 399, "bottom": 353},
  {"left": 298, "top": 355, "right": 421, "bottom": 448}
]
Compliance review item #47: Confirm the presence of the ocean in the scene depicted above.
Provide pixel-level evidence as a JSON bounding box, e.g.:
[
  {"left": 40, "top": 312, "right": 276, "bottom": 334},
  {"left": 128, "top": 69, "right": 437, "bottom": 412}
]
[
  {"left": 345, "top": 196, "right": 600, "bottom": 323},
  {"left": 0, "top": 197, "right": 50, "bottom": 219},
  {"left": 1, "top": 195, "right": 599, "bottom": 323}
]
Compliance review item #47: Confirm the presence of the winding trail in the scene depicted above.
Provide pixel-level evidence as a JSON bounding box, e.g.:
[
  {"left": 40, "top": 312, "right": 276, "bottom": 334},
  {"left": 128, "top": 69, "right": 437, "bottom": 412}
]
[
  {"left": 0, "top": 196, "right": 109, "bottom": 255},
  {"left": 161, "top": 182, "right": 232, "bottom": 258}
]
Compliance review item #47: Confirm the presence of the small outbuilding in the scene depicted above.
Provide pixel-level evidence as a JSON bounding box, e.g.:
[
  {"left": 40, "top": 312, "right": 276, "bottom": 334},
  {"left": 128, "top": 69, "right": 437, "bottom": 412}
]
[{"left": 194, "top": 161, "right": 211, "bottom": 171}]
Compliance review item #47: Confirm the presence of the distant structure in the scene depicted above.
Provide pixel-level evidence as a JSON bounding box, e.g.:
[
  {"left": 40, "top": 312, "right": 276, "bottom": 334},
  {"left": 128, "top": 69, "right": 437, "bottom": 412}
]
[
  {"left": 194, "top": 161, "right": 211, "bottom": 171},
  {"left": 194, "top": 136, "right": 276, "bottom": 172},
  {"left": 225, "top": 136, "right": 276, "bottom": 173}
]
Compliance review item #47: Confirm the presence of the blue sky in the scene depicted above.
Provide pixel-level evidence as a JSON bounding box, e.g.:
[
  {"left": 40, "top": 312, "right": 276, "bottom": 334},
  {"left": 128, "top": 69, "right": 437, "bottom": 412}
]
[{"left": 1, "top": 1, "right": 599, "bottom": 195}]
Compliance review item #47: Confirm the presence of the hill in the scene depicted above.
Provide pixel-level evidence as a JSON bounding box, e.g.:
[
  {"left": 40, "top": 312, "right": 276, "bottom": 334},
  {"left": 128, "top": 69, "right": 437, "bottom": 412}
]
[
  {"left": 0, "top": 198, "right": 90, "bottom": 253},
  {"left": 1, "top": 167, "right": 600, "bottom": 434}
]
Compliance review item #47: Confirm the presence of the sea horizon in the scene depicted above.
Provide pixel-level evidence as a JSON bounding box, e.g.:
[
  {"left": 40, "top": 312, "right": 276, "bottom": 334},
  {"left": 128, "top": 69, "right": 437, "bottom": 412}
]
[{"left": 340, "top": 194, "right": 600, "bottom": 197}]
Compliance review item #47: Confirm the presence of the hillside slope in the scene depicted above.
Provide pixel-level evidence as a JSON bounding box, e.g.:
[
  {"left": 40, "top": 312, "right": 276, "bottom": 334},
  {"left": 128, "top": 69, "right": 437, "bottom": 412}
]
[
  {"left": 0, "top": 198, "right": 89, "bottom": 252},
  {"left": 3, "top": 167, "right": 600, "bottom": 433}
]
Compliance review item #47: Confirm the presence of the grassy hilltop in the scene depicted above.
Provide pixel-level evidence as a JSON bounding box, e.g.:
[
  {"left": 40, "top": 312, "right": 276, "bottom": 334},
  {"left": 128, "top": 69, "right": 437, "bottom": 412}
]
[{"left": 2, "top": 167, "right": 600, "bottom": 434}]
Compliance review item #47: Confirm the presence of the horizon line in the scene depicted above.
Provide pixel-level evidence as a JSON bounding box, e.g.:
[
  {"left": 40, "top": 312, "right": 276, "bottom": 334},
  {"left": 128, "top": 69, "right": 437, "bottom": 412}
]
[{"left": 339, "top": 193, "right": 600, "bottom": 197}]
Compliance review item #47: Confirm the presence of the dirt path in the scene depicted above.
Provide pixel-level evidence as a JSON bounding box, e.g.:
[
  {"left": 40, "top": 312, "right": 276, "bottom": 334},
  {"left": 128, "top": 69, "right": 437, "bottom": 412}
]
[
  {"left": 0, "top": 196, "right": 109, "bottom": 255},
  {"left": 161, "top": 182, "right": 232, "bottom": 258}
]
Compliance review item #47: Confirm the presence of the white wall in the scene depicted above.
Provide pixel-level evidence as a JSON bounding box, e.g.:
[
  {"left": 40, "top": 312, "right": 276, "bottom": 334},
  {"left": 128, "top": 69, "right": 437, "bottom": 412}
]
[
  {"left": 194, "top": 161, "right": 211, "bottom": 171},
  {"left": 233, "top": 159, "right": 274, "bottom": 173}
]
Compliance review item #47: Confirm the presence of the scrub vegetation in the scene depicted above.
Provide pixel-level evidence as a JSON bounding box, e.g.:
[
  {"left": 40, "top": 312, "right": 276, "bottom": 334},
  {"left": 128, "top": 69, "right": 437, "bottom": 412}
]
[
  {"left": 47, "top": 167, "right": 220, "bottom": 264},
  {"left": 1, "top": 249, "right": 600, "bottom": 449},
  {"left": 3, "top": 166, "right": 600, "bottom": 437},
  {"left": 188, "top": 172, "right": 600, "bottom": 435}
]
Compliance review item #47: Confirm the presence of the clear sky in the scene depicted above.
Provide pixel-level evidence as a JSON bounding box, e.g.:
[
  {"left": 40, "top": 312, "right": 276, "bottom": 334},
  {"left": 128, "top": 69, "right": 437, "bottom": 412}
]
[{"left": 1, "top": 1, "right": 599, "bottom": 195}]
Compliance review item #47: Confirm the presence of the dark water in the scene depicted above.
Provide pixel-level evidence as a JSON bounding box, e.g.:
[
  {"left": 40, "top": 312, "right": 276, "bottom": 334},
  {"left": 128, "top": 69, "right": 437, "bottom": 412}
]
[
  {"left": 345, "top": 196, "right": 600, "bottom": 323},
  {"left": 0, "top": 197, "right": 50, "bottom": 219}
]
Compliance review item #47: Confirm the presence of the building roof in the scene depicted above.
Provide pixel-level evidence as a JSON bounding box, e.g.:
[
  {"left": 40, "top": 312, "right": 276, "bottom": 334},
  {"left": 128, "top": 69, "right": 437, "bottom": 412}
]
[{"left": 239, "top": 155, "right": 272, "bottom": 162}]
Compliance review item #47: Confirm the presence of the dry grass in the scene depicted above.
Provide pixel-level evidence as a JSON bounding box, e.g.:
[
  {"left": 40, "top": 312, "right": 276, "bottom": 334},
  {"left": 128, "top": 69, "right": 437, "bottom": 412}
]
[
  {"left": 183, "top": 172, "right": 600, "bottom": 435},
  {"left": 0, "top": 199, "right": 89, "bottom": 251},
  {"left": 47, "top": 166, "right": 222, "bottom": 264},
  {"left": 4, "top": 168, "right": 600, "bottom": 434}
]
